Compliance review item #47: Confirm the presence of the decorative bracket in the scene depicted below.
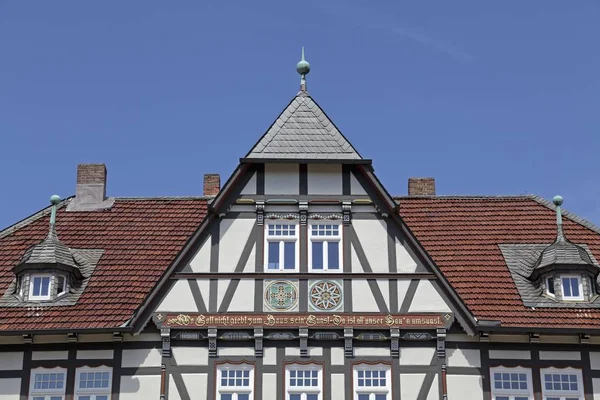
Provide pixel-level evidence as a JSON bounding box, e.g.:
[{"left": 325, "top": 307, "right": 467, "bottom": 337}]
[
  {"left": 161, "top": 327, "right": 171, "bottom": 358},
  {"left": 23, "top": 334, "right": 33, "bottom": 345},
  {"left": 299, "top": 328, "right": 309, "bottom": 357},
  {"left": 254, "top": 328, "right": 264, "bottom": 357},
  {"left": 342, "top": 202, "right": 352, "bottom": 225},
  {"left": 344, "top": 328, "right": 354, "bottom": 358},
  {"left": 529, "top": 333, "right": 540, "bottom": 344},
  {"left": 208, "top": 327, "right": 218, "bottom": 357},
  {"left": 67, "top": 333, "right": 78, "bottom": 343},
  {"left": 299, "top": 202, "right": 308, "bottom": 226},
  {"left": 436, "top": 328, "right": 447, "bottom": 359},
  {"left": 256, "top": 201, "right": 265, "bottom": 226},
  {"left": 580, "top": 334, "right": 591, "bottom": 345},
  {"left": 390, "top": 328, "right": 400, "bottom": 358},
  {"left": 478, "top": 332, "right": 489, "bottom": 343}
]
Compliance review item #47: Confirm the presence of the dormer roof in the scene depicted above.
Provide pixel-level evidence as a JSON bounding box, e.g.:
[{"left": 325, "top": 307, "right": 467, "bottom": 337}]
[{"left": 14, "top": 227, "right": 80, "bottom": 276}]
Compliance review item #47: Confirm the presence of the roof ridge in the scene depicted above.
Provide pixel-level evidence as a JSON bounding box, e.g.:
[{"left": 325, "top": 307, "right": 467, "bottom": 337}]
[
  {"left": 395, "top": 195, "right": 535, "bottom": 200},
  {"left": 114, "top": 196, "right": 213, "bottom": 200},
  {"left": 531, "top": 195, "right": 600, "bottom": 236}
]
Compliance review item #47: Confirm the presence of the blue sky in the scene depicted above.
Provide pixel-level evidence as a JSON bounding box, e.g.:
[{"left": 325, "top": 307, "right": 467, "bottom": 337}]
[{"left": 1, "top": 1, "right": 599, "bottom": 229}]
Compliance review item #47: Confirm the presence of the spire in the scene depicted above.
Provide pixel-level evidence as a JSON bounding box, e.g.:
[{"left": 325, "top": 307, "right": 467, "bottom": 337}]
[
  {"left": 296, "top": 47, "right": 310, "bottom": 92},
  {"left": 553, "top": 195, "right": 565, "bottom": 242}
]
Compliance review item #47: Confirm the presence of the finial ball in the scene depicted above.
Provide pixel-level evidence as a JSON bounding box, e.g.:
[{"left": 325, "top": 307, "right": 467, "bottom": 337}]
[
  {"left": 50, "top": 195, "right": 61, "bottom": 205},
  {"left": 296, "top": 59, "right": 310, "bottom": 75},
  {"left": 552, "top": 195, "right": 563, "bottom": 206}
]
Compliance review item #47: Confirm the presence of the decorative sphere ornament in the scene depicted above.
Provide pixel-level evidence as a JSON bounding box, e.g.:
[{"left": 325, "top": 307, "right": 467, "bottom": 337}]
[
  {"left": 552, "top": 195, "right": 563, "bottom": 206},
  {"left": 50, "top": 194, "right": 61, "bottom": 205}
]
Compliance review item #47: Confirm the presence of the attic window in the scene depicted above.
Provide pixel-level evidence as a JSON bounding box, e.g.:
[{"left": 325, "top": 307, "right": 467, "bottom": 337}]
[
  {"left": 561, "top": 275, "right": 583, "bottom": 301},
  {"left": 29, "top": 275, "right": 52, "bottom": 300}
]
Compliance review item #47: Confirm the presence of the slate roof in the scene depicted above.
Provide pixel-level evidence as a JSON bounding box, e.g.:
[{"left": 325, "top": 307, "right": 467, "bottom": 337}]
[
  {"left": 245, "top": 91, "right": 362, "bottom": 160},
  {"left": 0, "top": 197, "right": 208, "bottom": 331},
  {"left": 398, "top": 195, "right": 600, "bottom": 329},
  {"left": 16, "top": 227, "right": 80, "bottom": 274}
]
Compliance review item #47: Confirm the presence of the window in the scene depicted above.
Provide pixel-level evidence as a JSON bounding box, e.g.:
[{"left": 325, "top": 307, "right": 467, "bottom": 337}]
[
  {"left": 217, "top": 364, "right": 254, "bottom": 400},
  {"left": 30, "top": 368, "right": 67, "bottom": 400},
  {"left": 265, "top": 223, "right": 298, "bottom": 271},
  {"left": 546, "top": 277, "right": 555, "bottom": 296},
  {"left": 29, "top": 274, "right": 52, "bottom": 300},
  {"left": 309, "top": 224, "right": 341, "bottom": 271},
  {"left": 561, "top": 275, "right": 583, "bottom": 300},
  {"left": 74, "top": 367, "right": 112, "bottom": 400},
  {"left": 541, "top": 368, "right": 583, "bottom": 400},
  {"left": 354, "top": 364, "right": 390, "bottom": 400},
  {"left": 56, "top": 276, "right": 67, "bottom": 296},
  {"left": 490, "top": 367, "right": 533, "bottom": 400},
  {"left": 286, "top": 364, "right": 322, "bottom": 400}
]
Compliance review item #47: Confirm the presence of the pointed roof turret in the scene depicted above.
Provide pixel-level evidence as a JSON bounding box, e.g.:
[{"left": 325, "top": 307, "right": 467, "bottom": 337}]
[
  {"left": 14, "top": 195, "right": 81, "bottom": 277},
  {"left": 244, "top": 49, "right": 364, "bottom": 162}
]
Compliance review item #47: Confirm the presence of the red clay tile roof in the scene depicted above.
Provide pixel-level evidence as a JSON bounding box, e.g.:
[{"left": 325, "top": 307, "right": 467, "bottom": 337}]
[
  {"left": 398, "top": 195, "right": 600, "bottom": 329},
  {"left": 0, "top": 198, "right": 208, "bottom": 332}
]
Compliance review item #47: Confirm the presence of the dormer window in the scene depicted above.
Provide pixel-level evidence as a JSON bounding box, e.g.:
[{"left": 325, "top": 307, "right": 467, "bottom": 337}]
[
  {"left": 561, "top": 275, "right": 583, "bottom": 301},
  {"left": 57, "top": 275, "right": 67, "bottom": 296},
  {"left": 30, "top": 274, "right": 52, "bottom": 300},
  {"left": 546, "top": 277, "right": 555, "bottom": 296}
]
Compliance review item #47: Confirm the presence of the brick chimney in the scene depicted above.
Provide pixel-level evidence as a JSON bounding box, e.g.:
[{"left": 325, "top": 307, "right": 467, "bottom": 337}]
[
  {"left": 203, "top": 174, "right": 221, "bottom": 196},
  {"left": 67, "top": 164, "right": 114, "bottom": 211},
  {"left": 408, "top": 177, "right": 436, "bottom": 196}
]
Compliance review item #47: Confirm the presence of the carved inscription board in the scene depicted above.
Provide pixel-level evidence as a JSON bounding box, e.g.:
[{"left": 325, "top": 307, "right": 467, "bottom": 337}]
[{"left": 154, "top": 313, "right": 454, "bottom": 329}]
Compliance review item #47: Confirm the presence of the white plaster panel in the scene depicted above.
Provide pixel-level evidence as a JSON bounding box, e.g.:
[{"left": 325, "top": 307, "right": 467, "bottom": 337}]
[
  {"left": 352, "top": 280, "right": 379, "bottom": 312},
  {"left": 593, "top": 378, "right": 600, "bottom": 400},
  {"left": 0, "top": 378, "right": 20, "bottom": 400},
  {"left": 350, "top": 172, "right": 367, "bottom": 195},
  {"left": 488, "top": 350, "right": 531, "bottom": 360},
  {"left": 447, "top": 349, "right": 481, "bottom": 367},
  {"left": 264, "top": 348, "right": 277, "bottom": 365},
  {"left": 228, "top": 279, "right": 255, "bottom": 312},
  {"left": 539, "top": 335, "right": 579, "bottom": 344},
  {"left": 122, "top": 348, "right": 162, "bottom": 368},
  {"left": 244, "top": 244, "right": 256, "bottom": 273},
  {"left": 168, "top": 376, "right": 181, "bottom": 400},
  {"left": 265, "top": 164, "right": 299, "bottom": 195},
  {"left": 285, "top": 347, "right": 323, "bottom": 357},
  {"left": 400, "top": 374, "right": 425, "bottom": 400},
  {"left": 408, "top": 280, "right": 451, "bottom": 312},
  {"left": 396, "top": 279, "right": 411, "bottom": 313},
  {"left": 0, "top": 353, "right": 23, "bottom": 370},
  {"left": 217, "top": 279, "right": 231, "bottom": 311},
  {"left": 447, "top": 375, "right": 483, "bottom": 400},
  {"left": 218, "top": 218, "right": 255, "bottom": 272},
  {"left": 488, "top": 334, "right": 529, "bottom": 343},
  {"left": 119, "top": 375, "right": 161, "bottom": 400},
  {"left": 399, "top": 347, "right": 435, "bottom": 365},
  {"left": 218, "top": 347, "right": 255, "bottom": 357},
  {"left": 182, "top": 373, "right": 208, "bottom": 400},
  {"left": 351, "top": 246, "right": 362, "bottom": 273},
  {"left": 396, "top": 237, "right": 418, "bottom": 273},
  {"left": 31, "top": 335, "right": 66, "bottom": 344},
  {"left": 188, "top": 234, "right": 211, "bottom": 272},
  {"left": 331, "top": 374, "right": 345, "bottom": 400},
  {"left": 427, "top": 375, "right": 439, "bottom": 400},
  {"left": 591, "top": 353, "right": 600, "bottom": 369},
  {"left": 351, "top": 205, "right": 377, "bottom": 213},
  {"left": 331, "top": 347, "right": 345, "bottom": 365},
  {"left": 307, "top": 164, "right": 342, "bottom": 195},
  {"left": 172, "top": 347, "right": 208, "bottom": 366},
  {"left": 32, "top": 351, "right": 68, "bottom": 360},
  {"left": 263, "top": 373, "right": 278, "bottom": 400},
  {"left": 123, "top": 333, "right": 161, "bottom": 342},
  {"left": 355, "top": 347, "right": 390, "bottom": 357},
  {"left": 447, "top": 334, "right": 479, "bottom": 343},
  {"left": 352, "top": 219, "right": 389, "bottom": 273},
  {"left": 377, "top": 279, "right": 389, "bottom": 310},
  {"left": 156, "top": 280, "right": 199, "bottom": 313},
  {"left": 76, "top": 350, "right": 114, "bottom": 360},
  {"left": 77, "top": 334, "right": 114, "bottom": 343},
  {"left": 0, "top": 337, "right": 24, "bottom": 345},
  {"left": 240, "top": 171, "right": 257, "bottom": 195},
  {"left": 539, "top": 351, "right": 581, "bottom": 360}
]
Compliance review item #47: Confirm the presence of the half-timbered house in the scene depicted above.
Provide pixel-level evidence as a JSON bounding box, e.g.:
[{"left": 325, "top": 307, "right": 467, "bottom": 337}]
[{"left": 2, "top": 53, "right": 600, "bottom": 400}]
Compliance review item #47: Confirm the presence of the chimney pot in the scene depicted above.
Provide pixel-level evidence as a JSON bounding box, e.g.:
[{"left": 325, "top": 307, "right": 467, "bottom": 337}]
[
  {"left": 203, "top": 174, "right": 221, "bottom": 196},
  {"left": 408, "top": 177, "right": 436, "bottom": 196}
]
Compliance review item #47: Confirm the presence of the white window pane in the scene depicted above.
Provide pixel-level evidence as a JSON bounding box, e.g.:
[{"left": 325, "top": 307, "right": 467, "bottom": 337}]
[
  {"left": 220, "top": 395, "right": 232, "bottom": 400},
  {"left": 96, "top": 396, "right": 108, "bottom": 400},
  {"left": 312, "top": 242, "right": 324, "bottom": 269},
  {"left": 268, "top": 242, "right": 280, "bottom": 269},
  {"left": 238, "top": 395, "right": 249, "bottom": 400},
  {"left": 284, "top": 242, "right": 295, "bottom": 269},
  {"left": 290, "top": 395, "right": 301, "bottom": 400},
  {"left": 33, "top": 278, "right": 42, "bottom": 296},
  {"left": 41, "top": 277, "right": 50, "bottom": 296},
  {"left": 327, "top": 242, "right": 339, "bottom": 269},
  {"left": 358, "top": 395, "right": 370, "bottom": 400}
]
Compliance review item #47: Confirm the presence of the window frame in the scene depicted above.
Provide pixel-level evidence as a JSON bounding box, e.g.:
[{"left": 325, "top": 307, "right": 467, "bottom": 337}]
[
  {"left": 546, "top": 277, "right": 555, "bottom": 297},
  {"left": 353, "top": 363, "right": 391, "bottom": 400},
  {"left": 560, "top": 275, "right": 584, "bottom": 301},
  {"left": 29, "top": 274, "right": 53, "bottom": 300},
  {"left": 308, "top": 222, "right": 342, "bottom": 272},
  {"left": 216, "top": 363, "right": 254, "bottom": 400},
  {"left": 74, "top": 366, "right": 112, "bottom": 400},
  {"left": 540, "top": 367, "right": 583, "bottom": 400},
  {"left": 56, "top": 275, "right": 67, "bottom": 297},
  {"left": 285, "top": 363, "right": 323, "bottom": 400},
  {"left": 29, "top": 367, "right": 67, "bottom": 400},
  {"left": 489, "top": 366, "right": 533, "bottom": 400},
  {"left": 264, "top": 221, "right": 300, "bottom": 272}
]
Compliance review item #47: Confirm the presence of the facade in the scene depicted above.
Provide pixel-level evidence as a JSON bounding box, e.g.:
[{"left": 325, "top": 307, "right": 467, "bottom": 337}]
[{"left": 1, "top": 55, "right": 600, "bottom": 400}]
